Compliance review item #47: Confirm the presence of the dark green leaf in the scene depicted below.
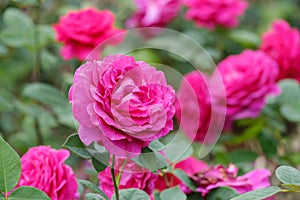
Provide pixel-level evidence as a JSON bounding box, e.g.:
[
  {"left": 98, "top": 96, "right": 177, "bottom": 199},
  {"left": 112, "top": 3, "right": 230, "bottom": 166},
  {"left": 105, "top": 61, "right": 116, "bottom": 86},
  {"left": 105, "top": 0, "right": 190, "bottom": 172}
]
[
  {"left": 9, "top": 186, "right": 50, "bottom": 200},
  {"left": 258, "top": 131, "right": 277, "bottom": 157},
  {"left": 78, "top": 179, "right": 109, "bottom": 200},
  {"left": 206, "top": 187, "right": 238, "bottom": 200},
  {"left": 276, "top": 166, "right": 300, "bottom": 185},
  {"left": 187, "top": 193, "right": 204, "bottom": 200},
  {"left": 231, "top": 186, "right": 281, "bottom": 200},
  {"left": 160, "top": 186, "right": 187, "bottom": 200},
  {"left": 173, "top": 169, "right": 197, "bottom": 191},
  {"left": 92, "top": 156, "right": 108, "bottom": 173},
  {"left": 63, "top": 134, "right": 92, "bottom": 159},
  {"left": 228, "top": 150, "right": 258, "bottom": 164},
  {"left": 112, "top": 189, "right": 150, "bottom": 200},
  {"left": 0, "top": 135, "right": 21, "bottom": 193}
]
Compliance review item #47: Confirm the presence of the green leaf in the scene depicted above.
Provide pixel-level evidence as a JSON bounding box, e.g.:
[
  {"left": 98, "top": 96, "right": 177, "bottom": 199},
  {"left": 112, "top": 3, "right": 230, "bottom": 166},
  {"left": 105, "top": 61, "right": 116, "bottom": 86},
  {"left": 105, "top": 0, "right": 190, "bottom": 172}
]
[
  {"left": 230, "top": 186, "right": 281, "bottom": 200},
  {"left": 277, "top": 79, "right": 300, "bottom": 105},
  {"left": 131, "top": 148, "right": 169, "bottom": 171},
  {"left": 228, "top": 29, "right": 260, "bottom": 47},
  {"left": 0, "top": 135, "right": 21, "bottom": 193},
  {"left": 63, "top": 134, "right": 92, "bottom": 159},
  {"left": 160, "top": 186, "right": 187, "bottom": 200},
  {"left": 276, "top": 165, "right": 300, "bottom": 185},
  {"left": 187, "top": 193, "right": 204, "bottom": 200},
  {"left": 280, "top": 103, "right": 300, "bottom": 122},
  {"left": 258, "top": 131, "right": 277, "bottom": 157},
  {"left": 228, "top": 150, "right": 258, "bottom": 164},
  {"left": 149, "top": 139, "right": 165, "bottom": 151},
  {"left": 2, "top": 8, "right": 33, "bottom": 30},
  {"left": 206, "top": 187, "right": 238, "bottom": 200},
  {"left": 78, "top": 179, "right": 109, "bottom": 200},
  {"left": 173, "top": 169, "right": 197, "bottom": 191},
  {"left": 92, "top": 157, "right": 108, "bottom": 173},
  {"left": 85, "top": 193, "right": 104, "bottom": 200},
  {"left": 22, "top": 83, "right": 68, "bottom": 106},
  {"left": 112, "top": 189, "right": 150, "bottom": 200},
  {"left": 9, "top": 186, "right": 50, "bottom": 200}
]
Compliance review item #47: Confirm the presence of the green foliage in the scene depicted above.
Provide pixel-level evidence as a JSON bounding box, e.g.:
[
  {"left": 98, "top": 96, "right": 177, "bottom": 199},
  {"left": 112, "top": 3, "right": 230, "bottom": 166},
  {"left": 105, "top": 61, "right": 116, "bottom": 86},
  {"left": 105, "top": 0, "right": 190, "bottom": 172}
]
[
  {"left": 231, "top": 186, "right": 281, "bottom": 200},
  {"left": 112, "top": 189, "right": 150, "bottom": 200},
  {"left": 173, "top": 169, "right": 197, "bottom": 191},
  {"left": 160, "top": 186, "right": 187, "bottom": 200},
  {"left": 63, "top": 134, "right": 92, "bottom": 159},
  {"left": 78, "top": 179, "right": 109, "bottom": 200},
  {"left": 9, "top": 186, "right": 50, "bottom": 200},
  {"left": 0, "top": 136, "right": 21, "bottom": 193},
  {"left": 206, "top": 187, "right": 238, "bottom": 200},
  {"left": 276, "top": 166, "right": 300, "bottom": 185}
]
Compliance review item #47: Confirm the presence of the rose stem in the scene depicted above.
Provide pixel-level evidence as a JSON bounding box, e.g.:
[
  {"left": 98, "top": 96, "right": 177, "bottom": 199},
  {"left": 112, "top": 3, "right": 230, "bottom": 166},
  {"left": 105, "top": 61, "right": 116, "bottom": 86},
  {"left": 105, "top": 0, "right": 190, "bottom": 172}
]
[{"left": 111, "top": 155, "right": 120, "bottom": 200}]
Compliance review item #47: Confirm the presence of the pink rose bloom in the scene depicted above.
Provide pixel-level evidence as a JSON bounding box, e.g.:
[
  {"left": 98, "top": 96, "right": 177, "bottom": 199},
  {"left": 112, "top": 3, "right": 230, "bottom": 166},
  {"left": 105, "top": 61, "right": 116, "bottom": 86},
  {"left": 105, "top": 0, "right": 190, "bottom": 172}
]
[
  {"left": 183, "top": 0, "right": 248, "bottom": 29},
  {"left": 260, "top": 20, "right": 300, "bottom": 82},
  {"left": 18, "top": 146, "right": 78, "bottom": 200},
  {"left": 211, "top": 50, "right": 280, "bottom": 125},
  {"left": 69, "top": 54, "right": 176, "bottom": 157},
  {"left": 190, "top": 164, "right": 271, "bottom": 196},
  {"left": 53, "top": 8, "right": 124, "bottom": 60},
  {"left": 98, "top": 157, "right": 157, "bottom": 199},
  {"left": 175, "top": 71, "right": 212, "bottom": 143},
  {"left": 126, "top": 0, "right": 180, "bottom": 28}
]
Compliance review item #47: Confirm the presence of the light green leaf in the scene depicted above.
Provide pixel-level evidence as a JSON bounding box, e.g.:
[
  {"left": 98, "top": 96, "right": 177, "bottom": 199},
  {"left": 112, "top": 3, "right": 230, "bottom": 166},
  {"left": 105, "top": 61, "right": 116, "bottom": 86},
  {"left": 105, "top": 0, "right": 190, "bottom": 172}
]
[
  {"left": 173, "top": 169, "right": 196, "bottom": 191},
  {"left": 280, "top": 103, "right": 300, "bottom": 122},
  {"left": 231, "top": 186, "right": 281, "bottom": 200},
  {"left": 22, "top": 83, "right": 68, "bottom": 106},
  {"left": 9, "top": 186, "right": 50, "bottom": 200},
  {"left": 149, "top": 139, "right": 165, "bottom": 151},
  {"left": 160, "top": 186, "right": 187, "bottom": 200},
  {"left": 276, "top": 165, "right": 300, "bottom": 185},
  {"left": 0, "top": 135, "right": 21, "bottom": 193},
  {"left": 112, "top": 189, "right": 150, "bottom": 200},
  {"left": 277, "top": 79, "right": 300, "bottom": 105},
  {"left": 132, "top": 148, "right": 169, "bottom": 171},
  {"left": 3, "top": 8, "right": 33, "bottom": 30},
  {"left": 282, "top": 184, "right": 300, "bottom": 191},
  {"left": 85, "top": 193, "right": 105, "bottom": 200},
  {"left": 78, "top": 179, "right": 109, "bottom": 200},
  {"left": 228, "top": 29, "right": 260, "bottom": 47},
  {"left": 63, "top": 134, "right": 92, "bottom": 159}
]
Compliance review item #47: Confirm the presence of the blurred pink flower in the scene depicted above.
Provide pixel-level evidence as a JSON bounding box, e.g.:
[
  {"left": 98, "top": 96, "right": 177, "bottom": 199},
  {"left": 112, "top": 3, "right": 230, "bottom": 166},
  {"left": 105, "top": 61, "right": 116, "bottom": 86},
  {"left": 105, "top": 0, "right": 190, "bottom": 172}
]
[
  {"left": 98, "top": 157, "right": 157, "bottom": 199},
  {"left": 183, "top": 0, "right": 248, "bottom": 29},
  {"left": 53, "top": 8, "right": 123, "bottom": 60},
  {"left": 260, "top": 20, "right": 300, "bottom": 82},
  {"left": 211, "top": 50, "right": 280, "bottom": 125},
  {"left": 126, "top": 0, "right": 180, "bottom": 28},
  {"left": 190, "top": 164, "right": 271, "bottom": 196},
  {"left": 18, "top": 146, "right": 78, "bottom": 200},
  {"left": 69, "top": 54, "right": 175, "bottom": 157},
  {"left": 175, "top": 71, "right": 212, "bottom": 143}
]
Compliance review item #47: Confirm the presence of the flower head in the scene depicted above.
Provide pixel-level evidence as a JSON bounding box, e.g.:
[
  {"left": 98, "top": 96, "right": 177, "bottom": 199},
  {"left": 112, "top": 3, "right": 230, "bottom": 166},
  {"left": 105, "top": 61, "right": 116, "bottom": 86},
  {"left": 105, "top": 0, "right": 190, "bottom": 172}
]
[
  {"left": 126, "top": 0, "right": 180, "bottom": 28},
  {"left": 69, "top": 54, "right": 176, "bottom": 157},
  {"left": 260, "top": 20, "right": 300, "bottom": 82},
  {"left": 18, "top": 146, "right": 78, "bottom": 200},
  {"left": 183, "top": 0, "right": 248, "bottom": 29},
  {"left": 211, "top": 50, "right": 280, "bottom": 125},
  {"left": 53, "top": 8, "right": 124, "bottom": 60}
]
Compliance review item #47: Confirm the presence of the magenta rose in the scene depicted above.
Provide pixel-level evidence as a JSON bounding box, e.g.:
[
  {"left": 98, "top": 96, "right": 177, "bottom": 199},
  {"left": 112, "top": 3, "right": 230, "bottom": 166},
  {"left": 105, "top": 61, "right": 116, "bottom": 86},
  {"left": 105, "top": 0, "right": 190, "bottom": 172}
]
[
  {"left": 53, "top": 8, "right": 124, "bottom": 60},
  {"left": 190, "top": 164, "right": 271, "bottom": 196},
  {"left": 98, "top": 157, "right": 157, "bottom": 199},
  {"left": 126, "top": 0, "right": 180, "bottom": 28},
  {"left": 17, "top": 146, "right": 78, "bottom": 200},
  {"left": 176, "top": 71, "right": 212, "bottom": 143},
  {"left": 211, "top": 50, "right": 280, "bottom": 125},
  {"left": 183, "top": 0, "right": 248, "bottom": 29},
  {"left": 69, "top": 54, "right": 176, "bottom": 157},
  {"left": 260, "top": 20, "right": 300, "bottom": 82}
]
